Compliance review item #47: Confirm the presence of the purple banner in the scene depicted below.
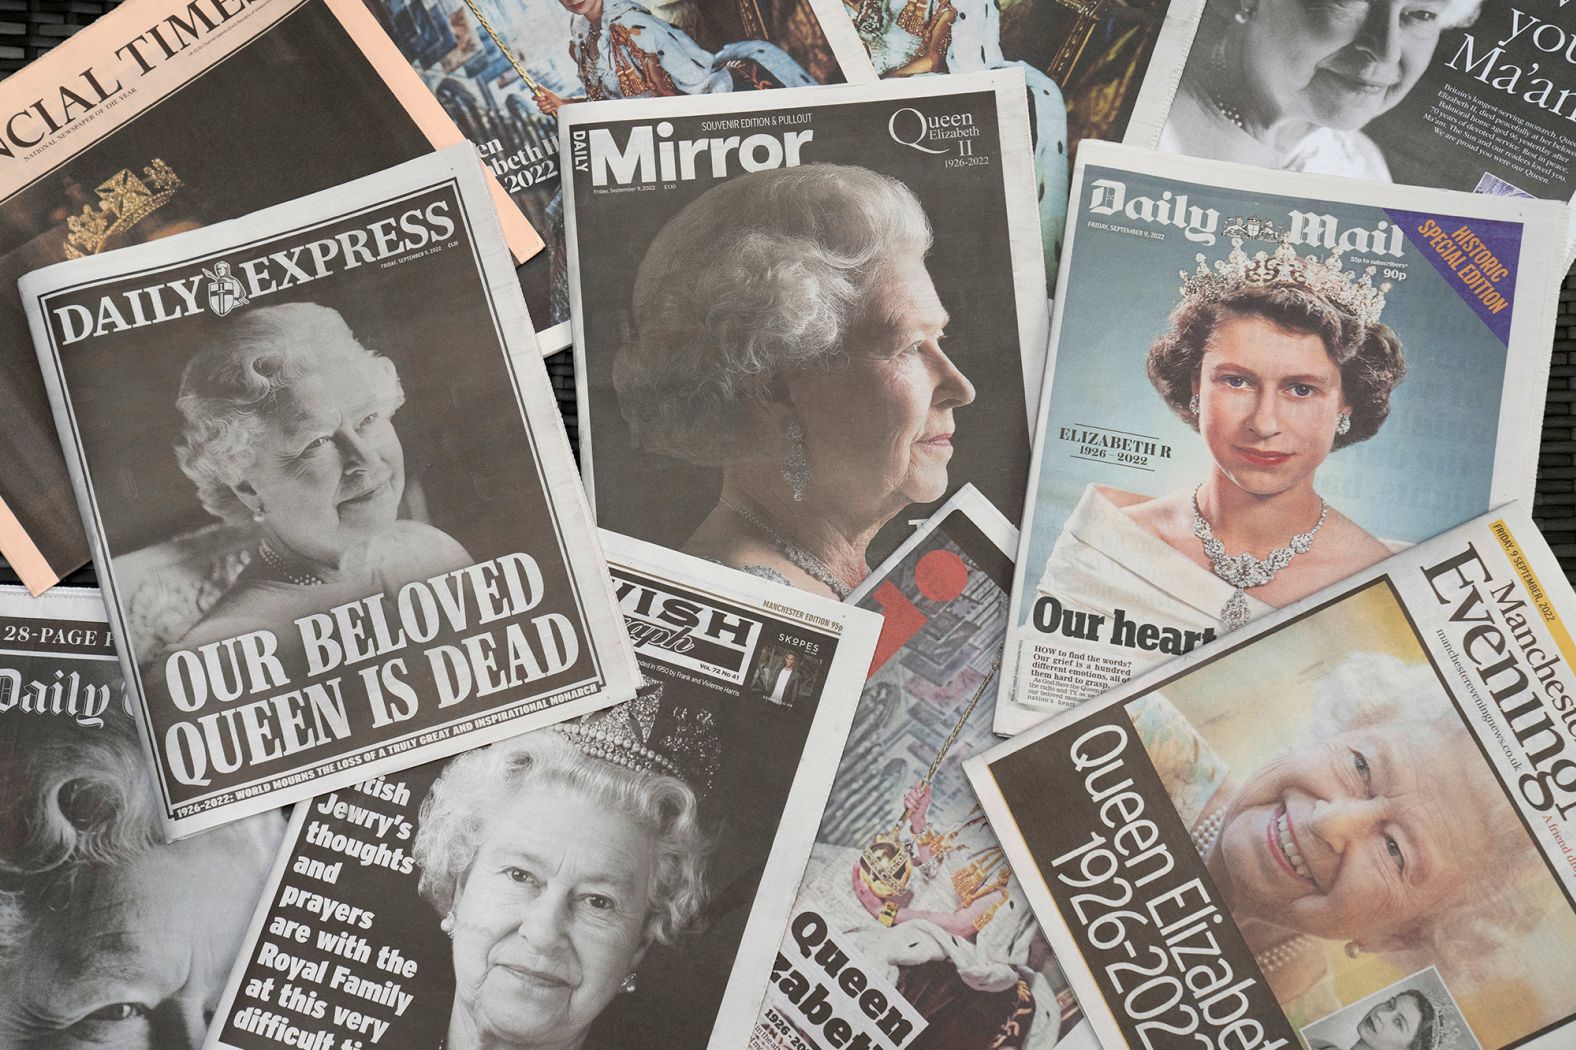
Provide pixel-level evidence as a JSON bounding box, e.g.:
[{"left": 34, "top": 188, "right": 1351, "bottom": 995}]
[{"left": 1387, "top": 208, "right": 1522, "bottom": 346}]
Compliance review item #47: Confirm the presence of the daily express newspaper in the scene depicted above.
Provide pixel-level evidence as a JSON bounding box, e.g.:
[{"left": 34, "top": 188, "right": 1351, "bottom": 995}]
[
  {"left": 806, "top": 0, "right": 1206, "bottom": 270},
  {"left": 0, "top": 0, "right": 542, "bottom": 598},
  {"left": 361, "top": 0, "right": 875, "bottom": 355},
  {"left": 995, "top": 141, "right": 1565, "bottom": 737},
  {"left": 0, "top": 583, "right": 285, "bottom": 1048},
  {"left": 200, "top": 533, "right": 882, "bottom": 1050},
  {"left": 561, "top": 71, "right": 1050, "bottom": 598},
  {"left": 17, "top": 146, "right": 640, "bottom": 839},
  {"left": 1129, "top": 0, "right": 1576, "bottom": 261},
  {"left": 744, "top": 485, "right": 1099, "bottom": 1050},
  {"left": 969, "top": 503, "right": 1576, "bottom": 1050}
]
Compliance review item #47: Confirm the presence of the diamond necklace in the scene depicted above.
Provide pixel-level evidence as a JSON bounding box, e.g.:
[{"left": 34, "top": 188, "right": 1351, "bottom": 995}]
[
  {"left": 719, "top": 496, "right": 852, "bottom": 599},
  {"left": 1191, "top": 486, "right": 1327, "bottom": 632}
]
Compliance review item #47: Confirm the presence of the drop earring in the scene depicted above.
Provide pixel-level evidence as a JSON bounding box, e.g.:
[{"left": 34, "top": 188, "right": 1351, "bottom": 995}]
[
  {"left": 1233, "top": 0, "right": 1256, "bottom": 22},
  {"left": 782, "top": 418, "right": 809, "bottom": 503},
  {"left": 441, "top": 912, "right": 455, "bottom": 937},
  {"left": 251, "top": 501, "right": 266, "bottom": 523},
  {"left": 1343, "top": 940, "right": 1365, "bottom": 959},
  {"left": 621, "top": 972, "right": 638, "bottom": 994},
  {"left": 1188, "top": 394, "right": 1200, "bottom": 418},
  {"left": 1336, "top": 413, "right": 1351, "bottom": 436}
]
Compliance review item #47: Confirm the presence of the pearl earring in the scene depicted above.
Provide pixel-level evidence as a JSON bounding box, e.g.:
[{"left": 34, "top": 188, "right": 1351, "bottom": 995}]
[
  {"left": 620, "top": 972, "right": 638, "bottom": 994},
  {"left": 1344, "top": 940, "right": 1365, "bottom": 959},
  {"left": 251, "top": 504, "right": 265, "bottom": 523},
  {"left": 1233, "top": 0, "right": 1255, "bottom": 22},
  {"left": 441, "top": 912, "right": 455, "bottom": 937}
]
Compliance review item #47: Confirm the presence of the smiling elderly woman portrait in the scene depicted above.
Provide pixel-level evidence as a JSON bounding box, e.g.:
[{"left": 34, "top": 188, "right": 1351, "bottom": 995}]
[
  {"left": 166, "top": 302, "right": 470, "bottom": 655},
  {"left": 614, "top": 164, "right": 975, "bottom": 599},
  {"left": 1036, "top": 238, "right": 1407, "bottom": 641},
  {"left": 412, "top": 693, "right": 714, "bottom": 1050},
  {"left": 1133, "top": 652, "right": 1551, "bottom": 1029},
  {"left": 1161, "top": 0, "right": 1487, "bottom": 177},
  {"left": 0, "top": 715, "right": 279, "bottom": 1050}
]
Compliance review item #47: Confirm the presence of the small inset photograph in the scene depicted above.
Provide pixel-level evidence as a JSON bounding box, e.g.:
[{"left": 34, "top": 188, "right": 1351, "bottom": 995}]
[
  {"left": 1301, "top": 967, "right": 1480, "bottom": 1050},
  {"left": 746, "top": 642, "right": 826, "bottom": 709}
]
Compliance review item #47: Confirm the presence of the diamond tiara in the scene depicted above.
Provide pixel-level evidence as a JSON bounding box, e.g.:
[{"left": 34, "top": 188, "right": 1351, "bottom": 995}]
[
  {"left": 64, "top": 159, "right": 183, "bottom": 260},
  {"left": 1178, "top": 235, "right": 1392, "bottom": 328},
  {"left": 552, "top": 682, "right": 721, "bottom": 798}
]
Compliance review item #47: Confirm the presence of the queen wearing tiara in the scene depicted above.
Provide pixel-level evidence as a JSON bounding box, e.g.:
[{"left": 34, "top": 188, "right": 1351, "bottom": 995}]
[
  {"left": 1034, "top": 235, "right": 1407, "bottom": 681},
  {"left": 412, "top": 686, "right": 716, "bottom": 1050}
]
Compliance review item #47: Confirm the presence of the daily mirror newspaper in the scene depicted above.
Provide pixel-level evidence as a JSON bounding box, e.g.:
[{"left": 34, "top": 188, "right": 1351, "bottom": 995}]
[
  {"left": 562, "top": 71, "right": 1050, "bottom": 600},
  {"left": 807, "top": 0, "right": 1207, "bottom": 267},
  {"left": 18, "top": 146, "right": 640, "bottom": 839},
  {"left": 361, "top": 0, "right": 875, "bottom": 354},
  {"left": 744, "top": 485, "right": 1100, "bottom": 1050},
  {"left": 1129, "top": 0, "right": 1576, "bottom": 261},
  {"left": 995, "top": 141, "right": 1565, "bottom": 736},
  {"left": 968, "top": 503, "right": 1576, "bottom": 1050},
  {"left": 200, "top": 534, "right": 882, "bottom": 1050},
  {"left": 0, "top": 0, "right": 542, "bottom": 597},
  {"left": 0, "top": 583, "right": 285, "bottom": 1049}
]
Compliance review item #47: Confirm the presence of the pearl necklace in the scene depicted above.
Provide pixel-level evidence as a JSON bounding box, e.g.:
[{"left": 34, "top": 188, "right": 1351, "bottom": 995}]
[
  {"left": 1192, "top": 807, "right": 1318, "bottom": 976},
  {"left": 1192, "top": 487, "right": 1327, "bottom": 632},
  {"left": 256, "top": 536, "right": 327, "bottom": 587},
  {"left": 719, "top": 496, "right": 852, "bottom": 599}
]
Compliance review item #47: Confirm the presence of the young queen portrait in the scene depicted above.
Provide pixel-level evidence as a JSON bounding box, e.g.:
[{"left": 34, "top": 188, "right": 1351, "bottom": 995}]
[{"left": 1037, "top": 235, "right": 1407, "bottom": 633}]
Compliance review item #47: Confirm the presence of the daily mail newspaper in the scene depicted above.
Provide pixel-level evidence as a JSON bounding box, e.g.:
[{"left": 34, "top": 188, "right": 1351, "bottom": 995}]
[
  {"left": 744, "top": 486, "right": 1100, "bottom": 1050},
  {"left": 0, "top": 0, "right": 542, "bottom": 598},
  {"left": 200, "top": 534, "right": 882, "bottom": 1050},
  {"left": 969, "top": 503, "right": 1576, "bottom": 1050},
  {"left": 361, "top": 0, "right": 875, "bottom": 354},
  {"left": 806, "top": 0, "right": 1207, "bottom": 270},
  {"left": 0, "top": 583, "right": 285, "bottom": 1048},
  {"left": 995, "top": 140, "right": 1565, "bottom": 737},
  {"left": 1127, "top": 0, "right": 1576, "bottom": 261},
  {"left": 562, "top": 71, "right": 1050, "bottom": 599},
  {"left": 17, "top": 146, "right": 640, "bottom": 839}
]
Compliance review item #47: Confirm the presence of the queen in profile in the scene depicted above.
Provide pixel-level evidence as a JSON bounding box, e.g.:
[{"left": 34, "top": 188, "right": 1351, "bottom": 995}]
[{"left": 1035, "top": 234, "right": 1407, "bottom": 664}]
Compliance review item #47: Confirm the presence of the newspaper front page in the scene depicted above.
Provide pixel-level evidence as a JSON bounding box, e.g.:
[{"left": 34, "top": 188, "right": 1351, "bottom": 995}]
[
  {"left": 361, "top": 0, "right": 875, "bottom": 355},
  {"left": 0, "top": 0, "right": 542, "bottom": 597},
  {"left": 996, "top": 140, "right": 1565, "bottom": 736},
  {"left": 562, "top": 71, "right": 1049, "bottom": 599},
  {"left": 18, "top": 146, "right": 640, "bottom": 839},
  {"left": 0, "top": 583, "right": 285, "bottom": 1049},
  {"left": 200, "top": 534, "right": 882, "bottom": 1050},
  {"left": 1128, "top": 0, "right": 1576, "bottom": 261},
  {"left": 969, "top": 503, "right": 1576, "bottom": 1050},
  {"left": 741, "top": 485, "right": 1100, "bottom": 1050},
  {"left": 807, "top": 0, "right": 1207, "bottom": 269}
]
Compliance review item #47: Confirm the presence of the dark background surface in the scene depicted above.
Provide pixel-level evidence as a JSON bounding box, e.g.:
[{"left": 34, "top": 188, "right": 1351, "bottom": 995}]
[{"left": 1, "top": 0, "right": 1573, "bottom": 587}]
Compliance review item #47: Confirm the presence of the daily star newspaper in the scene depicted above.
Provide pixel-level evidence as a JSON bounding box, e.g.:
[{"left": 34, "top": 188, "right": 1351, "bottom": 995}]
[
  {"left": 995, "top": 141, "right": 1565, "bottom": 737},
  {"left": 200, "top": 534, "right": 881, "bottom": 1050},
  {"left": 1127, "top": 0, "right": 1576, "bottom": 261},
  {"left": 0, "top": 0, "right": 542, "bottom": 598},
  {"left": 562, "top": 71, "right": 1049, "bottom": 595},
  {"left": 969, "top": 503, "right": 1576, "bottom": 1050},
  {"left": 17, "top": 145, "right": 640, "bottom": 839},
  {"left": 744, "top": 485, "right": 1100, "bottom": 1050},
  {"left": 0, "top": 583, "right": 285, "bottom": 1048},
  {"left": 361, "top": 0, "right": 875, "bottom": 355}
]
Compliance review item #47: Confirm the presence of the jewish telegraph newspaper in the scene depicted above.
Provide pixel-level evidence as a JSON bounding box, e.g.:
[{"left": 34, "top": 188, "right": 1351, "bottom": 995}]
[
  {"left": 996, "top": 141, "right": 1564, "bottom": 736},
  {"left": 362, "top": 0, "right": 874, "bottom": 354},
  {"left": 0, "top": 583, "right": 285, "bottom": 1047},
  {"left": 1129, "top": 0, "right": 1576, "bottom": 260},
  {"left": 742, "top": 486, "right": 1100, "bottom": 1050},
  {"left": 18, "top": 146, "right": 638, "bottom": 839},
  {"left": 0, "top": 0, "right": 541, "bottom": 597},
  {"left": 200, "top": 534, "right": 881, "bottom": 1050},
  {"left": 970, "top": 503, "right": 1576, "bottom": 1050},
  {"left": 562, "top": 71, "right": 1049, "bottom": 593}
]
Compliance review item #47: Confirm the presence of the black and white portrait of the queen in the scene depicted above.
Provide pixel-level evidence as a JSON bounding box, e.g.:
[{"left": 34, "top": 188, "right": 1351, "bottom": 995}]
[{"left": 1302, "top": 968, "right": 1480, "bottom": 1050}]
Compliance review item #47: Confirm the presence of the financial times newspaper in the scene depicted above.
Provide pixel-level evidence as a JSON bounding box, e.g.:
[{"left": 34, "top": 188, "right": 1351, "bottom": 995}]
[
  {"left": 362, "top": 0, "right": 875, "bottom": 354},
  {"left": 996, "top": 141, "right": 1565, "bottom": 736},
  {"left": 1128, "top": 0, "right": 1576, "bottom": 261},
  {"left": 743, "top": 486, "right": 1100, "bottom": 1050},
  {"left": 562, "top": 71, "right": 1049, "bottom": 594},
  {"left": 0, "top": 0, "right": 541, "bottom": 597},
  {"left": 18, "top": 146, "right": 639, "bottom": 839},
  {"left": 200, "top": 534, "right": 882, "bottom": 1050},
  {"left": 969, "top": 503, "right": 1576, "bottom": 1050},
  {"left": 806, "top": 0, "right": 1206, "bottom": 270},
  {"left": 0, "top": 583, "right": 285, "bottom": 1048}
]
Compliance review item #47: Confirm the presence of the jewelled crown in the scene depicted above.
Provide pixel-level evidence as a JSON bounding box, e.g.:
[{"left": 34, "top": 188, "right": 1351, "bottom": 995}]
[
  {"left": 1179, "top": 235, "right": 1391, "bottom": 327},
  {"left": 64, "top": 159, "right": 183, "bottom": 259},
  {"left": 553, "top": 682, "right": 721, "bottom": 798}
]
